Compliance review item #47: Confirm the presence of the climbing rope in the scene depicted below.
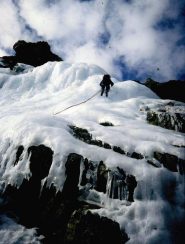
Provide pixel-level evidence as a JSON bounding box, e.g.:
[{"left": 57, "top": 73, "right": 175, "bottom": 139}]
[{"left": 53, "top": 90, "right": 101, "bottom": 115}]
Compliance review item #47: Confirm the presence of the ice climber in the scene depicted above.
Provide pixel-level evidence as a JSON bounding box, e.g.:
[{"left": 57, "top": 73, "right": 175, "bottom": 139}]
[{"left": 100, "top": 74, "right": 114, "bottom": 97}]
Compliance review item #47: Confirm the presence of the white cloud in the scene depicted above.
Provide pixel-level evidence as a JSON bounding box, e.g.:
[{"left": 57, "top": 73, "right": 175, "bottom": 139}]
[
  {"left": 0, "top": 48, "right": 7, "bottom": 56},
  {"left": 0, "top": 0, "right": 184, "bottom": 81},
  {"left": 0, "top": 0, "right": 22, "bottom": 48}
]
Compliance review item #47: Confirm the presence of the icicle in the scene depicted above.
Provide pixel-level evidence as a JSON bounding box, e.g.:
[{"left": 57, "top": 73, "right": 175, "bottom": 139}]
[
  {"left": 118, "top": 180, "right": 121, "bottom": 200},
  {"left": 106, "top": 171, "right": 112, "bottom": 199},
  {"left": 78, "top": 157, "right": 85, "bottom": 188}
]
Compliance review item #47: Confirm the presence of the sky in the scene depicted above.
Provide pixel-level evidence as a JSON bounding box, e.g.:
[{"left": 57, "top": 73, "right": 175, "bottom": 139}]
[{"left": 0, "top": 0, "right": 185, "bottom": 82}]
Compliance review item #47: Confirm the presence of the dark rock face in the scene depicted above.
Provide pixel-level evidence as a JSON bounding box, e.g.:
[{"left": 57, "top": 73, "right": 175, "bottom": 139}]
[
  {"left": 38, "top": 184, "right": 79, "bottom": 243},
  {"left": 0, "top": 40, "right": 62, "bottom": 69},
  {"left": 144, "top": 79, "right": 185, "bottom": 103},
  {"left": 70, "top": 125, "right": 145, "bottom": 160},
  {"left": 113, "top": 146, "right": 125, "bottom": 155},
  {"left": 154, "top": 152, "right": 185, "bottom": 174},
  {"left": 28, "top": 145, "right": 53, "bottom": 180},
  {"left": 14, "top": 145, "right": 24, "bottom": 165},
  {"left": 4, "top": 177, "right": 41, "bottom": 226},
  {"left": 13, "top": 40, "right": 62, "bottom": 67},
  {"left": 131, "top": 152, "right": 144, "bottom": 159},
  {"left": 145, "top": 102, "right": 185, "bottom": 133},
  {"left": 147, "top": 111, "right": 185, "bottom": 133},
  {"left": 1, "top": 148, "right": 128, "bottom": 243},
  {"left": 0, "top": 56, "right": 17, "bottom": 70},
  {"left": 99, "top": 121, "right": 114, "bottom": 126},
  {"left": 62, "top": 153, "right": 82, "bottom": 200},
  {"left": 96, "top": 161, "right": 108, "bottom": 193},
  {"left": 65, "top": 209, "right": 129, "bottom": 244},
  {"left": 3, "top": 145, "right": 54, "bottom": 226}
]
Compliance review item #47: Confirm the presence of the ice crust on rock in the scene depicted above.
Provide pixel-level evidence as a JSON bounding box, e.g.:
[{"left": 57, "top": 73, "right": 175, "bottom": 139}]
[
  {"left": 0, "top": 61, "right": 185, "bottom": 243},
  {"left": 0, "top": 213, "right": 43, "bottom": 244}
]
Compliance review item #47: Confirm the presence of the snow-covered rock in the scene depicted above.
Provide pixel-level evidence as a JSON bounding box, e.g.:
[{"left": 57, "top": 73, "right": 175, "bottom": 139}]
[
  {"left": 0, "top": 214, "right": 43, "bottom": 244},
  {"left": 0, "top": 61, "right": 184, "bottom": 243},
  {"left": 145, "top": 101, "right": 185, "bottom": 133}
]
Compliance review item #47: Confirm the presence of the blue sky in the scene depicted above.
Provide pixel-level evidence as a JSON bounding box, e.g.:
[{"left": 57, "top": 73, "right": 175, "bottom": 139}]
[{"left": 0, "top": 0, "right": 185, "bottom": 82}]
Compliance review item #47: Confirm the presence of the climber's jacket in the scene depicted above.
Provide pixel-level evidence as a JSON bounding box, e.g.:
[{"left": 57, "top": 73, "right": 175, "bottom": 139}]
[{"left": 100, "top": 74, "right": 114, "bottom": 88}]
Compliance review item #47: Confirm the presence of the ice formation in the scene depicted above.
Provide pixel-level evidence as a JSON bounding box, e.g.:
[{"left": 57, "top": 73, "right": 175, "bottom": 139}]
[{"left": 0, "top": 61, "right": 184, "bottom": 243}]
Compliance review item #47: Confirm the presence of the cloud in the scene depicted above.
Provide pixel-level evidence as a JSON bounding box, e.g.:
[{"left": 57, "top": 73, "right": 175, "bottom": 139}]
[
  {"left": 0, "top": 0, "right": 22, "bottom": 49},
  {"left": 0, "top": 48, "right": 7, "bottom": 56},
  {"left": 0, "top": 0, "right": 184, "bottom": 81}
]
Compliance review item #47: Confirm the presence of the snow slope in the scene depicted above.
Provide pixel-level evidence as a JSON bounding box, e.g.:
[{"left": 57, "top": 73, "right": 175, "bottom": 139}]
[
  {"left": 0, "top": 213, "right": 43, "bottom": 244},
  {"left": 0, "top": 62, "right": 184, "bottom": 243}
]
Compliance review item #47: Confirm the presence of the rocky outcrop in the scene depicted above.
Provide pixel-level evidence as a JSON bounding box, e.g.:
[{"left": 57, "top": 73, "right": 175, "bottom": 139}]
[
  {"left": 69, "top": 125, "right": 144, "bottom": 160},
  {"left": 1, "top": 147, "right": 129, "bottom": 243},
  {"left": 3, "top": 145, "right": 53, "bottom": 226},
  {"left": 79, "top": 158, "right": 137, "bottom": 202},
  {"left": 95, "top": 161, "right": 108, "bottom": 193},
  {"left": 62, "top": 153, "right": 82, "bottom": 200},
  {"left": 1, "top": 143, "right": 183, "bottom": 243},
  {"left": 0, "top": 40, "right": 62, "bottom": 69},
  {"left": 147, "top": 111, "right": 185, "bottom": 133},
  {"left": 14, "top": 145, "right": 24, "bottom": 165},
  {"left": 13, "top": 40, "right": 62, "bottom": 66},
  {"left": 144, "top": 79, "right": 185, "bottom": 103},
  {"left": 28, "top": 145, "right": 53, "bottom": 180},
  {"left": 153, "top": 152, "right": 185, "bottom": 175},
  {"left": 65, "top": 209, "right": 129, "bottom": 244},
  {"left": 0, "top": 56, "right": 17, "bottom": 70},
  {"left": 144, "top": 102, "right": 185, "bottom": 133}
]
